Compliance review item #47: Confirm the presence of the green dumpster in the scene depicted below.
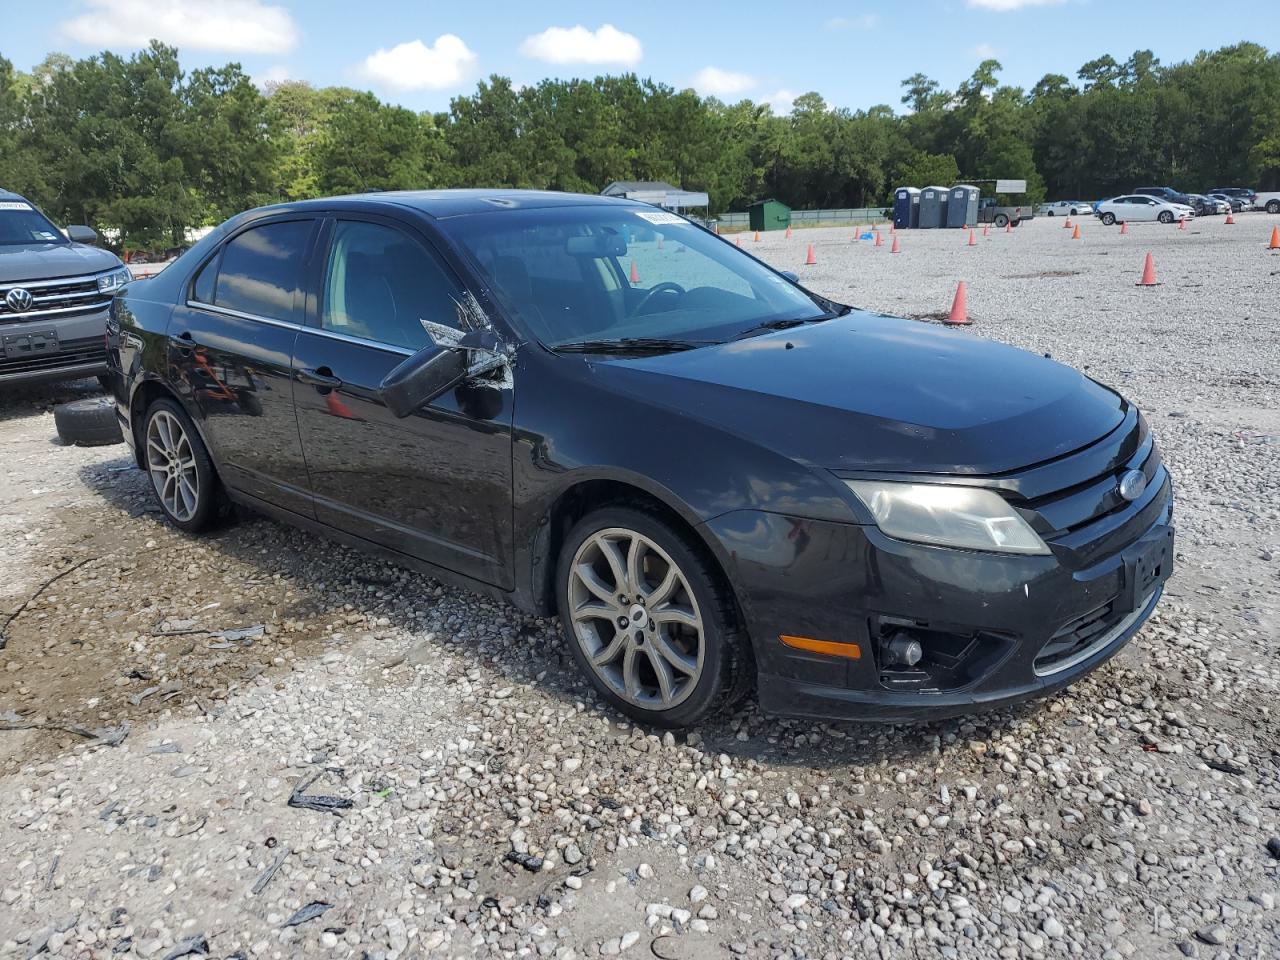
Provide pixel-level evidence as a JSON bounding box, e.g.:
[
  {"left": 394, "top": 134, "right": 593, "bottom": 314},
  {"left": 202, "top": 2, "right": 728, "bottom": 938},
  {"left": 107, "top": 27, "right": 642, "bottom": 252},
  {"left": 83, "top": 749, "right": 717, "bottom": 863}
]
[{"left": 748, "top": 199, "right": 791, "bottom": 232}]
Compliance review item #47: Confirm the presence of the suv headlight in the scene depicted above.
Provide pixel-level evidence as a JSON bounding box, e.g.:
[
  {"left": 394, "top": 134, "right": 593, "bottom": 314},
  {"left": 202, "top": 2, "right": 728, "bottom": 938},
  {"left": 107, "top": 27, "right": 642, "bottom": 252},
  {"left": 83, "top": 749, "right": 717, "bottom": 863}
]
[
  {"left": 845, "top": 480, "right": 1050, "bottom": 555},
  {"left": 97, "top": 266, "right": 132, "bottom": 294}
]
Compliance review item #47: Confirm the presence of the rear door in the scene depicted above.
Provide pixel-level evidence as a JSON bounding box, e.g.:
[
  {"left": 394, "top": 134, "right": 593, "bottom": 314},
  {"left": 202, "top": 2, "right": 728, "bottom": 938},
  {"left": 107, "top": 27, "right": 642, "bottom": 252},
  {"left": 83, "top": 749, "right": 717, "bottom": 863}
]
[
  {"left": 291, "top": 213, "right": 515, "bottom": 588},
  {"left": 169, "top": 216, "right": 318, "bottom": 515}
]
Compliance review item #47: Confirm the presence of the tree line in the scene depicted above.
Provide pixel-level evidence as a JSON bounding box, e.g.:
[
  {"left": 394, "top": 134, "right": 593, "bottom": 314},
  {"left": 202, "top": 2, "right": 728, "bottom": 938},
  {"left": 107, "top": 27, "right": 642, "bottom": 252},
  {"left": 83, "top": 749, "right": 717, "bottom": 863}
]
[{"left": 1, "top": 41, "right": 1277, "bottom": 249}]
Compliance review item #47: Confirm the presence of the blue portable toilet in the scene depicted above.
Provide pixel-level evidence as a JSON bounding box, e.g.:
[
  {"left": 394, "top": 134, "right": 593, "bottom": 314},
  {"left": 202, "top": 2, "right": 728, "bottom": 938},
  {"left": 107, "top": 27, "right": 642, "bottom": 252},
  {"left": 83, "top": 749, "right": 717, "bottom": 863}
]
[
  {"left": 947, "top": 185, "right": 980, "bottom": 228},
  {"left": 919, "top": 186, "right": 949, "bottom": 229},
  {"left": 893, "top": 188, "right": 920, "bottom": 229}
]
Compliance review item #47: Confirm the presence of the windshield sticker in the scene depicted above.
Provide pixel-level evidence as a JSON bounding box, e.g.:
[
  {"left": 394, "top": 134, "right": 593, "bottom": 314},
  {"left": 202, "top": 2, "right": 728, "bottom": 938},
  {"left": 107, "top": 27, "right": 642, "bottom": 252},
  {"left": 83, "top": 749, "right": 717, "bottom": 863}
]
[
  {"left": 0, "top": 201, "right": 33, "bottom": 211},
  {"left": 634, "top": 211, "right": 686, "bottom": 225},
  {"left": 34, "top": 231, "right": 59, "bottom": 241}
]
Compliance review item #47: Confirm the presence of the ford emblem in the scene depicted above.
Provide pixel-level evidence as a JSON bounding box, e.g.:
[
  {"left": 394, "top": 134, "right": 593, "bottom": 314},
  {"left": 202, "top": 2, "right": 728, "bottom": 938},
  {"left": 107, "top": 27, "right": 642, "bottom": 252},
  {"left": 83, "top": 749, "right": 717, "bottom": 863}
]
[{"left": 1118, "top": 469, "right": 1147, "bottom": 502}]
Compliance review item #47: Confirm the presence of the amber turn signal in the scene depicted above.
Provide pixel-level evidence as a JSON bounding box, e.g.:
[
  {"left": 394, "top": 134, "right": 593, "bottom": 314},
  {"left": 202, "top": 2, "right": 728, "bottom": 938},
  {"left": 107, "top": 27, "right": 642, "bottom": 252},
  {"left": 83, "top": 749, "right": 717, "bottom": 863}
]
[{"left": 779, "top": 635, "right": 862, "bottom": 659}]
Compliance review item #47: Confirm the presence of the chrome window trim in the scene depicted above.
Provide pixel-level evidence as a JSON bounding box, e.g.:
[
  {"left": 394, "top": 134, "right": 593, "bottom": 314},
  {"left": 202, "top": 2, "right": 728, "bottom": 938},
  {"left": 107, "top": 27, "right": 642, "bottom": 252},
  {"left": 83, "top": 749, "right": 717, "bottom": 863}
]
[{"left": 185, "top": 300, "right": 415, "bottom": 357}]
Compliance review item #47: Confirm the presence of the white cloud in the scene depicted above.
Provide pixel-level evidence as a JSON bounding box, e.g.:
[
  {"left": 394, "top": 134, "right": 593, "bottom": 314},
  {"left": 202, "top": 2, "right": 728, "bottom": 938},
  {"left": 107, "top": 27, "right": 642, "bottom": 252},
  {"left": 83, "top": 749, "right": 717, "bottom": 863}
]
[
  {"left": 691, "top": 66, "right": 755, "bottom": 97},
  {"left": 519, "top": 24, "right": 642, "bottom": 66},
  {"left": 358, "top": 36, "right": 477, "bottom": 93},
  {"left": 971, "top": 42, "right": 998, "bottom": 58},
  {"left": 60, "top": 0, "right": 298, "bottom": 54},
  {"left": 254, "top": 65, "right": 291, "bottom": 89},
  {"left": 764, "top": 89, "right": 798, "bottom": 115},
  {"left": 824, "top": 14, "right": 878, "bottom": 30},
  {"left": 967, "top": 0, "right": 1066, "bottom": 9}
]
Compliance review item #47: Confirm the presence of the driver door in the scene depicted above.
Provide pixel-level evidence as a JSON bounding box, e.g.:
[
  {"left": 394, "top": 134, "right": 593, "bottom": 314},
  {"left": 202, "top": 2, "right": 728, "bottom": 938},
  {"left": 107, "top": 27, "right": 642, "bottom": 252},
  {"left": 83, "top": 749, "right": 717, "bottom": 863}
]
[{"left": 291, "top": 214, "right": 515, "bottom": 588}]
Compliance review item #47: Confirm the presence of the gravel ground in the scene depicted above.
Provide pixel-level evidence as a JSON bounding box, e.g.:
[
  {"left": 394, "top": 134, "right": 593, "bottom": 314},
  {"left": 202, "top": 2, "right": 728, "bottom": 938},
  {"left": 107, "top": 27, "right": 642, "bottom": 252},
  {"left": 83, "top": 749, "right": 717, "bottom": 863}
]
[{"left": 1, "top": 215, "right": 1278, "bottom": 960}]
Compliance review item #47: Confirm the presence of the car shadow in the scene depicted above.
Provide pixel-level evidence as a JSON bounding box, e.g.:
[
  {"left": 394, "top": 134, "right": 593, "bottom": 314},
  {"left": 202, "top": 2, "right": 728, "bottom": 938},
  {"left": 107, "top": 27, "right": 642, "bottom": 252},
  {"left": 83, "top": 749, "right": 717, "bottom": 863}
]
[{"left": 70, "top": 456, "right": 1052, "bottom": 771}]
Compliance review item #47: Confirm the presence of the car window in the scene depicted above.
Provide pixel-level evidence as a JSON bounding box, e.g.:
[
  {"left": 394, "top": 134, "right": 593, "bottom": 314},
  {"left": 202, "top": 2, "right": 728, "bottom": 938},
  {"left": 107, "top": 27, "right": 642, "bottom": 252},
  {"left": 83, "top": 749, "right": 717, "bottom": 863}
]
[
  {"left": 321, "top": 220, "right": 464, "bottom": 352},
  {"left": 191, "top": 254, "right": 218, "bottom": 303},
  {"left": 213, "top": 220, "right": 312, "bottom": 322},
  {"left": 0, "top": 200, "right": 68, "bottom": 246}
]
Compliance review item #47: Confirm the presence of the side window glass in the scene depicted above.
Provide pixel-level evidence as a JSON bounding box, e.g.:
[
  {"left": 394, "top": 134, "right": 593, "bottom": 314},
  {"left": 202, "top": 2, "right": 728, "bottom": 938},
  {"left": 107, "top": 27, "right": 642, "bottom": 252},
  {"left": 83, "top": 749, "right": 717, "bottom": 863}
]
[
  {"left": 322, "top": 220, "right": 464, "bottom": 352},
  {"left": 214, "top": 220, "right": 312, "bottom": 322},
  {"left": 191, "top": 254, "right": 218, "bottom": 303}
]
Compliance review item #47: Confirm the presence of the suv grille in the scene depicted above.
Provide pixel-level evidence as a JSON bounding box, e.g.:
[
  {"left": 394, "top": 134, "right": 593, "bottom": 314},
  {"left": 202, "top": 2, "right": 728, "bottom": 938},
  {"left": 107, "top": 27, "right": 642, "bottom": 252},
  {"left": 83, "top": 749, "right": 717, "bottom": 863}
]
[
  {"left": 0, "top": 274, "right": 112, "bottom": 323},
  {"left": 0, "top": 334, "right": 106, "bottom": 376}
]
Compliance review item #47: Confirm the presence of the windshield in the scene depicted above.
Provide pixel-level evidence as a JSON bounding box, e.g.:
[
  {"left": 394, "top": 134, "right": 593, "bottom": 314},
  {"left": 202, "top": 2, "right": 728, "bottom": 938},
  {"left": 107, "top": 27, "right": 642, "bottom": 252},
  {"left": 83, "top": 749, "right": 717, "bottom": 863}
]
[
  {"left": 0, "top": 200, "right": 68, "bottom": 246},
  {"left": 449, "top": 205, "right": 829, "bottom": 348}
]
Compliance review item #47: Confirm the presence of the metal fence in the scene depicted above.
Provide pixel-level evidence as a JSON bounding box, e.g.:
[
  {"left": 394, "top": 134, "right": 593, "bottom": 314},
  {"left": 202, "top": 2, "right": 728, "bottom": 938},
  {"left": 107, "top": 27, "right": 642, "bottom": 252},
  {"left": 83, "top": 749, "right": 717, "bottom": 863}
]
[{"left": 714, "top": 207, "right": 889, "bottom": 229}]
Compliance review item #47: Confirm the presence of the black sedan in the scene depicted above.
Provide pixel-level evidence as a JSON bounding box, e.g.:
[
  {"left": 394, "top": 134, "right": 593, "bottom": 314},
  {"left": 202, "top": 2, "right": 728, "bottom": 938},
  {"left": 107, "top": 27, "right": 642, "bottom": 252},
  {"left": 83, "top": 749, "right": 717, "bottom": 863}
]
[{"left": 106, "top": 190, "right": 1174, "bottom": 728}]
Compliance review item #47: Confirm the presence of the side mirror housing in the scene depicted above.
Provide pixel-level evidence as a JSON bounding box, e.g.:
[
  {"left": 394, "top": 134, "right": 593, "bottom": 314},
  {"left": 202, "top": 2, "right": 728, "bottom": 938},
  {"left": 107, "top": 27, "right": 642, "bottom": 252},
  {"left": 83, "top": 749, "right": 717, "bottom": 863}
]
[
  {"left": 379, "top": 346, "right": 468, "bottom": 418},
  {"left": 780, "top": 271, "right": 800, "bottom": 284},
  {"left": 66, "top": 225, "right": 99, "bottom": 245}
]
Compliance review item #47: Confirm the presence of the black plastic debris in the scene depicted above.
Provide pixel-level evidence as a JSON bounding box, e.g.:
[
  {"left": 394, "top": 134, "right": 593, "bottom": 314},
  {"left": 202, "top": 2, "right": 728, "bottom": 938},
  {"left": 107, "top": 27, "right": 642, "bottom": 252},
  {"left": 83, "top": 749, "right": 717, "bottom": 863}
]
[
  {"left": 250, "top": 846, "right": 291, "bottom": 895},
  {"left": 503, "top": 851, "right": 543, "bottom": 872},
  {"left": 282, "top": 902, "right": 332, "bottom": 928},
  {"left": 288, "top": 770, "right": 353, "bottom": 815},
  {"left": 160, "top": 935, "right": 208, "bottom": 960}
]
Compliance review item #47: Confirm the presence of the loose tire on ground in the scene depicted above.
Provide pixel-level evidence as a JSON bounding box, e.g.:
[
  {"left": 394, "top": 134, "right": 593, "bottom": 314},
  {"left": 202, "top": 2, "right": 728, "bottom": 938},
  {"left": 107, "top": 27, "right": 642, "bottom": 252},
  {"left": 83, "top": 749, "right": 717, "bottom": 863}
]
[
  {"left": 555, "top": 505, "right": 751, "bottom": 728},
  {"left": 54, "top": 396, "right": 123, "bottom": 447}
]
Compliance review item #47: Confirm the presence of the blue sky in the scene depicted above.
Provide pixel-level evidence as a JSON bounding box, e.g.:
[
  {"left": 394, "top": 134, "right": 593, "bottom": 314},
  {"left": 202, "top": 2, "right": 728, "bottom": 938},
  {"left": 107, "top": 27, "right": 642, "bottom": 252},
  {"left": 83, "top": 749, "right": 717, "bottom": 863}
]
[{"left": 4, "top": 0, "right": 1276, "bottom": 114}]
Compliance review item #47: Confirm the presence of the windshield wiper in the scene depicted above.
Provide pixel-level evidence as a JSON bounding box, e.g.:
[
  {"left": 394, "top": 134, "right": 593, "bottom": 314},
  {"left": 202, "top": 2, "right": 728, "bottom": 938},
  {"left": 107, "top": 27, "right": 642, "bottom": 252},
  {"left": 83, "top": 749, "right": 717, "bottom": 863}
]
[
  {"left": 731, "top": 314, "right": 835, "bottom": 341},
  {"left": 553, "top": 337, "right": 711, "bottom": 355}
]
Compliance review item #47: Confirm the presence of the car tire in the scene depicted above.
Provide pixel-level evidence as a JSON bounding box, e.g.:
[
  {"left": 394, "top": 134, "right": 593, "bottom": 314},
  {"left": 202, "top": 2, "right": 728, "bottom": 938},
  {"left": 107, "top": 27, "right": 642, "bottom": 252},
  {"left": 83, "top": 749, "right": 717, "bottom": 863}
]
[
  {"left": 1158, "top": 211, "right": 1174, "bottom": 224},
  {"left": 995, "top": 214, "right": 1009, "bottom": 228},
  {"left": 1069, "top": 208, "right": 1078, "bottom": 216},
  {"left": 141, "top": 397, "right": 220, "bottom": 533},
  {"left": 1267, "top": 200, "right": 1280, "bottom": 214},
  {"left": 1046, "top": 211, "right": 1054, "bottom": 217},
  {"left": 1101, "top": 213, "right": 1116, "bottom": 226},
  {"left": 54, "top": 396, "right": 123, "bottom": 447},
  {"left": 556, "top": 505, "right": 751, "bottom": 728}
]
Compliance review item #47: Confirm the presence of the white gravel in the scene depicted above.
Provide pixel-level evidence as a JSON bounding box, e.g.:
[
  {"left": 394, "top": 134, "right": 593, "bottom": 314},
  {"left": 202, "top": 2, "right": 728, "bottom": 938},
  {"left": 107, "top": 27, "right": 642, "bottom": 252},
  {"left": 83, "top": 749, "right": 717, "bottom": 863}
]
[{"left": 1, "top": 214, "right": 1278, "bottom": 959}]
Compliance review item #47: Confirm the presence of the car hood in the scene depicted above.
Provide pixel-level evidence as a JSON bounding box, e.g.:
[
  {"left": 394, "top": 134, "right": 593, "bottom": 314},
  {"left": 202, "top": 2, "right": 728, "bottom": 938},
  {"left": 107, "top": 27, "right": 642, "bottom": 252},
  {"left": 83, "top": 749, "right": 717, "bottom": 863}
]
[
  {"left": 0, "top": 242, "right": 122, "bottom": 283},
  {"left": 602, "top": 312, "right": 1127, "bottom": 475}
]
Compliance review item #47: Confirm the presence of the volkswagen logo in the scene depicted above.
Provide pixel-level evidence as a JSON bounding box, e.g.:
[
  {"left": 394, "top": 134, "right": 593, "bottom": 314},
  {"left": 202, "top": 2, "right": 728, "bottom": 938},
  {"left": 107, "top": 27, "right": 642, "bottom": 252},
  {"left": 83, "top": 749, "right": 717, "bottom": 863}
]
[
  {"left": 1118, "top": 469, "right": 1147, "bottom": 502},
  {"left": 5, "top": 288, "right": 34, "bottom": 313}
]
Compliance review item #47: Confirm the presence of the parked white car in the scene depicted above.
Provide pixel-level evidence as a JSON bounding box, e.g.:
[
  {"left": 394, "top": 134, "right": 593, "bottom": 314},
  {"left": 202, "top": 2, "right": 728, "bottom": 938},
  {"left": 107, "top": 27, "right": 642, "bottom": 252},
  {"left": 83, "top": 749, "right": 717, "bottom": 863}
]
[
  {"left": 1255, "top": 191, "right": 1280, "bottom": 214},
  {"left": 1095, "top": 195, "right": 1195, "bottom": 225},
  {"left": 1037, "top": 200, "right": 1093, "bottom": 217}
]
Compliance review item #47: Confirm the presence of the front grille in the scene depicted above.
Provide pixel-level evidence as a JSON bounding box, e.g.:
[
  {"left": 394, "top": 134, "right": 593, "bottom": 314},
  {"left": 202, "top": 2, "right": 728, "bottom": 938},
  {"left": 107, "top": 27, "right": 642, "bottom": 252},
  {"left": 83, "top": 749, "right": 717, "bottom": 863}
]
[
  {"left": 1013, "top": 411, "right": 1170, "bottom": 569},
  {"left": 0, "top": 273, "right": 112, "bottom": 323},
  {"left": 0, "top": 335, "right": 106, "bottom": 376}
]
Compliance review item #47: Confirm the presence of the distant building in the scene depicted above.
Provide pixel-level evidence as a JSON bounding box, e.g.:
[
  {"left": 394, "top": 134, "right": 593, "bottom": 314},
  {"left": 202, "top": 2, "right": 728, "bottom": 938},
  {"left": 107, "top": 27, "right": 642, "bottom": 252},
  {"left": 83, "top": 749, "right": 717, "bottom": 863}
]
[{"left": 601, "top": 180, "right": 710, "bottom": 213}]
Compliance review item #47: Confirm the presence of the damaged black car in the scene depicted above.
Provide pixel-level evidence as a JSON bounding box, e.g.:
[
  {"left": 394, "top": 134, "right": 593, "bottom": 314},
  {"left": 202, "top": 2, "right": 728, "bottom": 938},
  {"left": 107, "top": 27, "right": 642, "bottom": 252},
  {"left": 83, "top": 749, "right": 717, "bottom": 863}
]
[{"left": 106, "top": 190, "right": 1173, "bottom": 727}]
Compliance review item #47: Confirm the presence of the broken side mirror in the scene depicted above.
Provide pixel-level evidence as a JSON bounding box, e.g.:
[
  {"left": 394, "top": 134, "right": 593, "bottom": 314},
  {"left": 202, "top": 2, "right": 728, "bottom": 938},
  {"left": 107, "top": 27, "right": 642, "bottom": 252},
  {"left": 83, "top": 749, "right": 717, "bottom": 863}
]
[{"left": 379, "top": 346, "right": 468, "bottom": 418}]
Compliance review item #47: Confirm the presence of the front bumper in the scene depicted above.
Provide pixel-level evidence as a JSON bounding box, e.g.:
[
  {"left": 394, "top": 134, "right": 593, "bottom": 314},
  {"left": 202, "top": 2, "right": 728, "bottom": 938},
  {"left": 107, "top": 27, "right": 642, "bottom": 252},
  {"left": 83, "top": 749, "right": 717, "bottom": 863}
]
[
  {"left": 702, "top": 484, "right": 1173, "bottom": 724},
  {"left": 0, "top": 307, "right": 109, "bottom": 385}
]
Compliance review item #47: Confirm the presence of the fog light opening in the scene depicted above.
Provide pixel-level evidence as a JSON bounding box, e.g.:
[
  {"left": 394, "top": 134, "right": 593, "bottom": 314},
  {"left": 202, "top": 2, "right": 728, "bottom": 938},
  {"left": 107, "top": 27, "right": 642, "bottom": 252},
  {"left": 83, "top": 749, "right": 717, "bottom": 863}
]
[{"left": 884, "top": 631, "right": 924, "bottom": 667}]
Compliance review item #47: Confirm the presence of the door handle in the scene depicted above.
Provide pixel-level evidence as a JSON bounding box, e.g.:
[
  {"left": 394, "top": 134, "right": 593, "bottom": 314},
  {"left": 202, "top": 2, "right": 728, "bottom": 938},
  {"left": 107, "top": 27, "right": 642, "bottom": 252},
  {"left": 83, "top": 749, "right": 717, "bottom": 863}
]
[
  {"left": 297, "top": 366, "right": 343, "bottom": 389},
  {"left": 174, "top": 330, "right": 194, "bottom": 354}
]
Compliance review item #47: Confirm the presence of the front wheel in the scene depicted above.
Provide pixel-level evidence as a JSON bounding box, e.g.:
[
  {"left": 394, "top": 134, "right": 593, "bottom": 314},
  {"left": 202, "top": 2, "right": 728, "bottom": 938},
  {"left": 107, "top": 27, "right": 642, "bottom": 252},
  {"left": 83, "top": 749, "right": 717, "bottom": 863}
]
[
  {"left": 1158, "top": 210, "right": 1174, "bottom": 224},
  {"left": 142, "top": 398, "right": 220, "bottom": 532},
  {"left": 995, "top": 214, "right": 1009, "bottom": 228},
  {"left": 1101, "top": 213, "right": 1116, "bottom": 226},
  {"left": 1267, "top": 199, "right": 1280, "bottom": 214},
  {"left": 556, "top": 506, "right": 749, "bottom": 728},
  {"left": 1046, "top": 211, "right": 1055, "bottom": 217}
]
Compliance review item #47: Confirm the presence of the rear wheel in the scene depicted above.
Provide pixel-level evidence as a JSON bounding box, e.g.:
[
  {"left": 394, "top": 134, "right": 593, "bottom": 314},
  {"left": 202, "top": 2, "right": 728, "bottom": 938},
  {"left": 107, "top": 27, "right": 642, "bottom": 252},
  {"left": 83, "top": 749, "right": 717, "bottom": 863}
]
[
  {"left": 994, "top": 214, "right": 1009, "bottom": 228},
  {"left": 1158, "top": 210, "right": 1174, "bottom": 224},
  {"left": 556, "top": 506, "right": 749, "bottom": 728},
  {"left": 1101, "top": 212, "right": 1116, "bottom": 226},
  {"left": 142, "top": 398, "right": 219, "bottom": 532},
  {"left": 1267, "top": 199, "right": 1280, "bottom": 214}
]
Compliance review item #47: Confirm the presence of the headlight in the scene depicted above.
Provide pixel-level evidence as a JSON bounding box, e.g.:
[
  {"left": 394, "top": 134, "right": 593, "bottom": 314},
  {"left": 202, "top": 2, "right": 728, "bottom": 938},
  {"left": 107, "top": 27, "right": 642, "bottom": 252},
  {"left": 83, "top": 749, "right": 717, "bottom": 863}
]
[
  {"left": 97, "top": 266, "right": 132, "bottom": 294},
  {"left": 845, "top": 480, "right": 1050, "bottom": 555}
]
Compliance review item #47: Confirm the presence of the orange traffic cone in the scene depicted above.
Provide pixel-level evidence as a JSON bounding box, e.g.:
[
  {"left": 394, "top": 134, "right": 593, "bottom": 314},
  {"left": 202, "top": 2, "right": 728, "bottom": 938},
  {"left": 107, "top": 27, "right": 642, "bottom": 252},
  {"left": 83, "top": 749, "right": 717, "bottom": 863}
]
[
  {"left": 785, "top": 224, "right": 792, "bottom": 239},
  {"left": 1136, "top": 253, "right": 1158, "bottom": 286},
  {"left": 967, "top": 229, "right": 977, "bottom": 246},
  {"left": 889, "top": 221, "right": 896, "bottom": 233},
  {"left": 982, "top": 224, "right": 989, "bottom": 237},
  {"left": 805, "top": 243, "right": 817, "bottom": 265},
  {"left": 1225, "top": 211, "right": 1235, "bottom": 225},
  {"left": 754, "top": 230, "right": 761, "bottom": 242},
  {"left": 1072, "top": 224, "right": 1081, "bottom": 239},
  {"left": 874, "top": 230, "right": 883, "bottom": 247},
  {"left": 1120, "top": 220, "right": 1129, "bottom": 235},
  {"left": 1269, "top": 226, "right": 1280, "bottom": 249},
  {"left": 944, "top": 282, "right": 970, "bottom": 325},
  {"left": 1005, "top": 221, "right": 1012, "bottom": 234},
  {"left": 1178, "top": 217, "right": 1186, "bottom": 231},
  {"left": 629, "top": 259, "right": 640, "bottom": 283},
  {"left": 890, "top": 234, "right": 900, "bottom": 254},
  {"left": 325, "top": 391, "right": 361, "bottom": 421},
  {"left": 1064, "top": 217, "right": 1072, "bottom": 229},
  {"left": 734, "top": 236, "right": 741, "bottom": 247}
]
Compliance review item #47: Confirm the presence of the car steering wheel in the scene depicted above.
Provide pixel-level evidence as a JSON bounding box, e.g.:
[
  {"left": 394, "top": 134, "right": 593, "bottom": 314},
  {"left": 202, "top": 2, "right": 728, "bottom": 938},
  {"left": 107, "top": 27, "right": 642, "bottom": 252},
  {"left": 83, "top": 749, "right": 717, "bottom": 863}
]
[{"left": 632, "top": 281, "right": 686, "bottom": 316}]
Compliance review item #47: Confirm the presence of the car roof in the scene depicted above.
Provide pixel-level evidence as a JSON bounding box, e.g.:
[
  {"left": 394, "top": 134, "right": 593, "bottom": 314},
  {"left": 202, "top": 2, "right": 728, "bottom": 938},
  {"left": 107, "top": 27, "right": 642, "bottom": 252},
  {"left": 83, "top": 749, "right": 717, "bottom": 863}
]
[
  {"left": 0, "top": 188, "right": 31, "bottom": 202},
  {"left": 236, "top": 189, "right": 644, "bottom": 223}
]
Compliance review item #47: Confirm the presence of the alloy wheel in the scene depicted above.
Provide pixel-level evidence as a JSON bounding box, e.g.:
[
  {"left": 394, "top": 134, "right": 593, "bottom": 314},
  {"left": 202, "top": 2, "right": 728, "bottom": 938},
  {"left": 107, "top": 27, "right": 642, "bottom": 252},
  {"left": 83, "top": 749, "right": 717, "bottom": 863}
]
[
  {"left": 566, "top": 527, "right": 705, "bottom": 710},
  {"left": 146, "top": 409, "right": 200, "bottom": 522}
]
